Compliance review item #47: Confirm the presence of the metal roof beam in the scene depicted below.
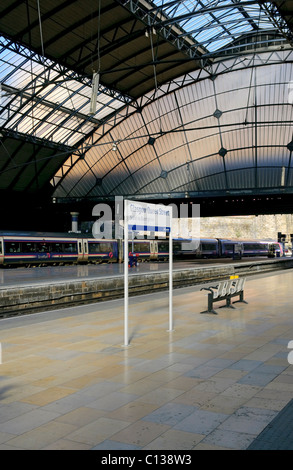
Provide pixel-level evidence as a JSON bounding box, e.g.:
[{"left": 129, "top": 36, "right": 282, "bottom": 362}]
[
  {"left": 0, "top": 128, "right": 74, "bottom": 153},
  {"left": 9, "top": 0, "right": 79, "bottom": 47},
  {"left": 136, "top": 0, "right": 262, "bottom": 26},
  {"left": 117, "top": 0, "right": 207, "bottom": 58},
  {"left": 261, "top": 1, "right": 293, "bottom": 45},
  {"left": 1, "top": 84, "right": 101, "bottom": 124},
  {"left": 0, "top": 37, "right": 132, "bottom": 105},
  {"left": 39, "top": 1, "right": 118, "bottom": 59}
]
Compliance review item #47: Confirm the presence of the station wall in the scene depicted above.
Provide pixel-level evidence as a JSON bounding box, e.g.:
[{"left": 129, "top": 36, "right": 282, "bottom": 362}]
[{"left": 185, "top": 214, "right": 293, "bottom": 244}]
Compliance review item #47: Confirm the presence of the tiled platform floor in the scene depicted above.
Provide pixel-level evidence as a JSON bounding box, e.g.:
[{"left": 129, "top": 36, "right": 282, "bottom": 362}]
[{"left": 0, "top": 269, "right": 292, "bottom": 450}]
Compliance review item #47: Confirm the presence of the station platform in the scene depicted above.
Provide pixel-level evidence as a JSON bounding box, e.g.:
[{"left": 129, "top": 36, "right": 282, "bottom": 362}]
[
  {"left": 1, "top": 257, "right": 292, "bottom": 317},
  {"left": 0, "top": 269, "right": 292, "bottom": 450}
]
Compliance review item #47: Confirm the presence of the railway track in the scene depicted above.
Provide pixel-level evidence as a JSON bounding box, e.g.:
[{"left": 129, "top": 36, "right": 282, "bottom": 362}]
[{"left": 0, "top": 257, "right": 292, "bottom": 318}]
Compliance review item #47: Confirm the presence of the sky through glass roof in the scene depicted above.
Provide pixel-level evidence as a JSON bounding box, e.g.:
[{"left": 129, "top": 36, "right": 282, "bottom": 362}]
[
  {"left": 0, "top": 0, "right": 291, "bottom": 198},
  {"left": 0, "top": 36, "right": 125, "bottom": 147},
  {"left": 150, "top": 0, "right": 282, "bottom": 52},
  {"left": 0, "top": 0, "right": 288, "bottom": 150}
]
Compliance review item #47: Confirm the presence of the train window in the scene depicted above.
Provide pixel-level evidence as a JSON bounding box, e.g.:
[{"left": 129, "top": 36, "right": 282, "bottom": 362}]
[
  {"left": 88, "top": 242, "right": 114, "bottom": 253},
  {"left": 245, "top": 243, "right": 259, "bottom": 250},
  {"left": 88, "top": 242, "right": 111, "bottom": 253},
  {"left": 6, "top": 242, "right": 21, "bottom": 253},
  {"left": 244, "top": 244, "right": 252, "bottom": 250},
  {"left": 22, "top": 242, "right": 35, "bottom": 253},
  {"left": 0, "top": 241, "right": 2, "bottom": 254},
  {"left": 201, "top": 243, "right": 217, "bottom": 250},
  {"left": 224, "top": 244, "right": 233, "bottom": 251},
  {"left": 88, "top": 242, "right": 98, "bottom": 253},
  {"left": 173, "top": 242, "right": 182, "bottom": 252},
  {"left": 38, "top": 243, "right": 49, "bottom": 253},
  {"left": 51, "top": 243, "right": 62, "bottom": 252},
  {"left": 63, "top": 242, "right": 77, "bottom": 253},
  {"left": 132, "top": 242, "right": 150, "bottom": 253},
  {"left": 158, "top": 242, "right": 169, "bottom": 252},
  {"left": 99, "top": 242, "right": 113, "bottom": 252}
]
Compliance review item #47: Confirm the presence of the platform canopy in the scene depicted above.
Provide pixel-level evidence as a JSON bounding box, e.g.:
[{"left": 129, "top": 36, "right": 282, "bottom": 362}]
[{"left": 1, "top": 0, "right": 293, "bottom": 205}]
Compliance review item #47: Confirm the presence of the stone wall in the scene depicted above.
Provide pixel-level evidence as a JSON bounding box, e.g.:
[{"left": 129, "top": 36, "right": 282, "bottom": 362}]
[
  {"left": 2, "top": 257, "right": 292, "bottom": 317},
  {"left": 181, "top": 214, "right": 293, "bottom": 244}
]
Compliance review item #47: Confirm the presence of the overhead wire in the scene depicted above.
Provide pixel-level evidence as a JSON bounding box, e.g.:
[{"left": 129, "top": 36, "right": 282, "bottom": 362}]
[{"left": 149, "top": 28, "right": 162, "bottom": 134}]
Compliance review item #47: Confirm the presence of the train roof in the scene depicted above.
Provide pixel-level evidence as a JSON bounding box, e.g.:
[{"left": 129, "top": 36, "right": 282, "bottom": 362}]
[
  {"left": 217, "top": 238, "right": 243, "bottom": 242},
  {"left": 173, "top": 237, "right": 217, "bottom": 242},
  {"left": 0, "top": 230, "right": 94, "bottom": 239},
  {"left": 239, "top": 238, "right": 275, "bottom": 242}
]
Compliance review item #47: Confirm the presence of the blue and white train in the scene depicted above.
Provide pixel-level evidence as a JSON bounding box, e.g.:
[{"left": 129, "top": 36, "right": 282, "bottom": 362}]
[{"left": 0, "top": 231, "right": 283, "bottom": 267}]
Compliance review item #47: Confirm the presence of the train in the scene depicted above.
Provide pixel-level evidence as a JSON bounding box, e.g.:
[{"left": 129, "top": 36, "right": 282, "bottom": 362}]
[
  {"left": 0, "top": 231, "right": 283, "bottom": 267},
  {"left": 173, "top": 238, "right": 282, "bottom": 259}
]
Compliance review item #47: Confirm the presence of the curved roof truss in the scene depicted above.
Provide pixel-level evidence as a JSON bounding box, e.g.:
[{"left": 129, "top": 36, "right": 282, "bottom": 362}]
[
  {"left": 52, "top": 49, "right": 293, "bottom": 201},
  {"left": 0, "top": 0, "right": 293, "bottom": 199}
]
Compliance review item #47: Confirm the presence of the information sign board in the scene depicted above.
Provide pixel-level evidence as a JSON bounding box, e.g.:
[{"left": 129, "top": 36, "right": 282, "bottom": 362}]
[
  {"left": 127, "top": 200, "right": 171, "bottom": 234},
  {"left": 124, "top": 200, "right": 173, "bottom": 346}
]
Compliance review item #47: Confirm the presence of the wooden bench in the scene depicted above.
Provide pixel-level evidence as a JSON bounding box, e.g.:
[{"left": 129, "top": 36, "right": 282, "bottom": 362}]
[{"left": 200, "top": 277, "right": 247, "bottom": 314}]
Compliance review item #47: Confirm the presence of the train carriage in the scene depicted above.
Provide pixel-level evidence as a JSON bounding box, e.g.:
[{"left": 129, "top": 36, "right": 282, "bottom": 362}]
[
  {"left": 199, "top": 239, "right": 219, "bottom": 258},
  {"left": 87, "top": 239, "right": 119, "bottom": 263},
  {"left": 0, "top": 230, "right": 283, "bottom": 267},
  {"left": 0, "top": 232, "right": 82, "bottom": 266},
  {"left": 218, "top": 239, "right": 243, "bottom": 259},
  {"left": 241, "top": 240, "right": 270, "bottom": 257},
  {"left": 267, "top": 241, "right": 283, "bottom": 257},
  {"left": 173, "top": 238, "right": 220, "bottom": 258},
  {"left": 0, "top": 237, "right": 3, "bottom": 265},
  {"left": 156, "top": 240, "right": 169, "bottom": 261},
  {"left": 128, "top": 240, "right": 152, "bottom": 261}
]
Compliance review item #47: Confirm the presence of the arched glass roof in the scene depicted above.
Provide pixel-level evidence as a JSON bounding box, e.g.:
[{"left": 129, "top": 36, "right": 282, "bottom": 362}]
[
  {"left": 52, "top": 50, "right": 293, "bottom": 201},
  {"left": 147, "top": 0, "right": 282, "bottom": 52},
  {"left": 0, "top": 36, "right": 126, "bottom": 146},
  {"left": 0, "top": 0, "right": 292, "bottom": 199}
]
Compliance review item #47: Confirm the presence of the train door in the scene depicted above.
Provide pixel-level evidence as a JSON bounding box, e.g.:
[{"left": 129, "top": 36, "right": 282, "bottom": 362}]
[
  {"left": 77, "top": 240, "right": 83, "bottom": 262},
  {"left": 0, "top": 237, "right": 3, "bottom": 265},
  {"left": 83, "top": 239, "right": 88, "bottom": 262},
  {"left": 233, "top": 242, "right": 243, "bottom": 259},
  {"left": 151, "top": 240, "right": 158, "bottom": 260}
]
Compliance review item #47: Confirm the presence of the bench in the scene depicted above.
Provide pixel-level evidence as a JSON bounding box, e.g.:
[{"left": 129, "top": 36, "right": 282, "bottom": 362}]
[{"left": 200, "top": 277, "right": 247, "bottom": 314}]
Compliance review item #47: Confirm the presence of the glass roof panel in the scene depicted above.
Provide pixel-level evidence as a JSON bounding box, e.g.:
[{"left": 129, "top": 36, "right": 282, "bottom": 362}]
[
  {"left": 52, "top": 49, "right": 293, "bottom": 200},
  {"left": 0, "top": 1, "right": 288, "bottom": 150},
  {"left": 151, "top": 0, "right": 284, "bottom": 52},
  {"left": 0, "top": 36, "right": 125, "bottom": 147}
]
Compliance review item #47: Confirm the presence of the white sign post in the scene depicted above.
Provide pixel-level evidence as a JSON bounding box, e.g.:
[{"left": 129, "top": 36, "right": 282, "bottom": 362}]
[
  {"left": 124, "top": 200, "right": 173, "bottom": 346},
  {"left": 168, "top": 226, "right": 173, "bottom": 332},
  {"left": 124, "top": 200, "right": 129, "bottom": 347}
]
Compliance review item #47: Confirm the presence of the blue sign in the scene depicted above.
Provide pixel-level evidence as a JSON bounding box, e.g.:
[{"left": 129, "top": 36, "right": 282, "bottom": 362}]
[{"left": 126, "top": 201, "right": 172, "bottom": 234}]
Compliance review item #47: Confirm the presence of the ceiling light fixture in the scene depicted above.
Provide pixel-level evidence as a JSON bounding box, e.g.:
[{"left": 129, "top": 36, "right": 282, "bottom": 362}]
[
  {"left": 89, "top": 0, "right": 101, "bottom": 116},
  {"left": 89, "top": 71, "right": 100, "bottom": 115}
]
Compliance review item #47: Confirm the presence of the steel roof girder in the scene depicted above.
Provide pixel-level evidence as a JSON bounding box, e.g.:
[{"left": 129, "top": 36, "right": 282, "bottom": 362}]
[
  {"left": 117, "top": 0, "right": 205, "bottom": 59},
  {"left": 262, "top": 1, "right": 293, "bottom": 45},
  {"left": 0, "top": 36, "right": 132, "bottom": 106}
]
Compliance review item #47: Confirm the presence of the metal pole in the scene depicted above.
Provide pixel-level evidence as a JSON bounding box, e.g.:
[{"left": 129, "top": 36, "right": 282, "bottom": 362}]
[
  {"left": 124, "top": 201, "right": 129, "bottom": 346},
  {"left": 169, "top": 228, "right": 173, "bottom": 331}
]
